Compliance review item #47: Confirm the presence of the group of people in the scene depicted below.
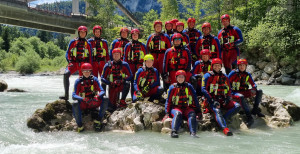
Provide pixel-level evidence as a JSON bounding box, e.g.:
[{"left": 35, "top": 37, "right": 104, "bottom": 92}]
[{"left": 59, "top": 14, "right": 265, "bottom": 138}]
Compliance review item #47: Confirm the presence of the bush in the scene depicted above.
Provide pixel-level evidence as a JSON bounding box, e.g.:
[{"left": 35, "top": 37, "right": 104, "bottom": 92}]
[
  {"left": 15, "top": 49, "right": 41, "bottom": 74},
  {"left": 9, "top": 37, "right": 33, "bottom": 55},
  {"left": 52, "top": 55, "right": 67, "bottom": 68}
]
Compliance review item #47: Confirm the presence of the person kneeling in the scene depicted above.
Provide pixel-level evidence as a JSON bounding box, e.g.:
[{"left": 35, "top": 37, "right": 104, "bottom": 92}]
[{"left": 72, "top": 63, "right": 108, "bottom": 132}]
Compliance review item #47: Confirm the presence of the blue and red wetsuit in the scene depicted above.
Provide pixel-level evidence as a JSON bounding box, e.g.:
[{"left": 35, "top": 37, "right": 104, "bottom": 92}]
[
  {"left": 133, "top": 66, "right": 163, "bottom": 102},
  {"left": 195, "top": 34, "right": 221, "bottom": 60},
  {"left": 101, "top": 60, "right": 132, "bottom": 108},
  {"left": 146, "top": 33, "right": 171, "bottom": 74},
  {"left": 201, "top": 71, "right": 241, "bottom": 129},
  {"left": 218, "top": 25, "right": 243, "bottom": 73},
  {"left": 165, "top": 82, "right": 201, "bottom": 134},
  {"left": 88, "top": 37, "right": 109, "bottom": 78},
  {"left": 163, "top": 46, "right": 192, "bottom": 84},
  {"left": 110, "top": 38, "right": 130, "bottom": 60},
  {"left": 183, "top": 28, "right": 202, "bottom": 66},
  {"left": 72, "top": 76, "right": 107, "bottom": 126},
  {"left": 191, "top": 60, "right": 212, "bottom": 95}
]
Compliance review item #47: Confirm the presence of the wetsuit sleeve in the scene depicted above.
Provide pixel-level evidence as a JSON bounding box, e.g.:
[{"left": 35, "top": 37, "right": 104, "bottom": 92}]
[
  {"left": 163, "top": 49, "right": 170, "bottom": 75},
  {"left": 123, "top": 43, "right": 130, "bottom": 62},
  {"left": 101, "top": 63, "right": 110, "bottom": 85},
  {"left": 66, "top": 39, "right": 75, "bottom": 63},
  {"left": 103, "top": 40, "right": 110, "bottom": 61},
  {"left": 165, "top": 85, "right": 174, "bottom": 114},
  {"left": 134, "top": 68, "right": 142, "bottom": 91},
  {"left": 189, "top": 83, "right": 200, "bottom": 110},
  {"left": 201, "top": 73, "right": 212, "bottom": 103},
  {"left": 123, "top": 62, "right": 133, "bottom": 81},
  {"left": 214, "top": 36, "right": 222, "bottom": 59},
  {"left": 94, "top": 77, "right": 105, "bottom": 98},
  {"left": 150, "top": 68, "right": 160, "bottom": 88},
  {"left": 110, "top": 39, "right": 117, "bottom": 60},
  {"left": 248, "top": 72, "right": 257, "bottom": 88},
  {"left": 228, "top": 70, "right": 236, "bottom": 83},
  {"left": 186, "top": 48, "right": 192, "bottom": 71},
  {"left": 233, "top": 27, "right": 243, "bottom": 46},
  {"left": 72, "top": 79, "right": 83, "bottom": 101},
  {"left": 192, "top": 61, "right": 200, "bottom": 75}
]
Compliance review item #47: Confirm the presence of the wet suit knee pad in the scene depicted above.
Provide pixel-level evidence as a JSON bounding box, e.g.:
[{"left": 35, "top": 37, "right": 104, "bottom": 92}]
[{"left": 172, "top": 111, "right": 182, "bottom": 131}]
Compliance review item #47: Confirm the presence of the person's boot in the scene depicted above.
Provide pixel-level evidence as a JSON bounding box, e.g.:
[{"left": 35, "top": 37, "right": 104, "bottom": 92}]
[
  {"left": 93, "top": 120, "right": 102, "bottom": 132},
  {"left": 252, "top": 89, "right": 265, "bottom": 117},
  {"left": 59, "top": 71, "right": 71, "bottom": 101},
  {"left": 251, "top": 108, "right": 265, "bottom": 117},
  {"left": 223, "top": 127, "right": 233, "bottom": 136},
  {"left": 245, "top": 115, "right": 254, "bottom": 128},
  {"left": 171, "top": 131, "right": 179, "bottom": 138},
  {"left": 190, "top": 132, "right": 199, "bottom": 138}
]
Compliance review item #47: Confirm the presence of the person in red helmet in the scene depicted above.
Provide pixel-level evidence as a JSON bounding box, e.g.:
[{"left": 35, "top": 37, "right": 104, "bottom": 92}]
[
  {"left": 146, "top": 20, "right": 171, "bottom": 74},
  {"left": 183, "top": 18, "right": 202, "bottom": 66},
  {"left": 190, "top": 49, "right": 212, "bottom": 96},
  {"left": 195, "top": 22, "right": 221, "bottom": 60},
  {"left": 228, "top": 59, "right": 265, "bottom": 127},
  {"left": 59, "top": 26, "right": 92, "bottom": 101},
  {"left": 201, "top": 58, "right": 241, "bottom": 136},
  {"left": 163, "top": 33, "right": 192, "bottom": 91},
  {"left": 101, "top": 48, "right": 132, "bottom": 111},
  {"left": 72, "top": 63, "right": 108, "bottom": 132},
  {"left": 164, "top": 21, "right": 174, "bottom": 37},
  {"left": 218, "top": 14, "right": 244, "bottom": 74},
  {"left": 123, "top": 29, "right": 147, "bottom": 98},
  {"left": 110, "top": 27, "right": 130, "bottom": 60},
  {"left": 171, "top": 22, "right": 190, "bottom": 48},
  {"left": 165, "top": 70, "right": 201, "bottom": 138},
  {"left": 88, "top": 25, "right": 109, "bottom": 78},
  {"left": 171, "top": 18, "right": 179, "bottom": 32}
]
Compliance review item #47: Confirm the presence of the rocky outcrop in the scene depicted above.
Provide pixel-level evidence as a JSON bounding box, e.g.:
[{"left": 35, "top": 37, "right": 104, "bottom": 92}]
[
  {"left": 0, "top": 80, "right": 8, "bottom": 92},
  {"left": 27, "top": 94, "right": 300, "bottom": 133}
]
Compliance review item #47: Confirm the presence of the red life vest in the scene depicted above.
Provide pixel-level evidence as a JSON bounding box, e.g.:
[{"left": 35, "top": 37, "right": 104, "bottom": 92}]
[
  {"left": 138, "top": 67, "right": 156, "bottom": 88},
  {"left": 168, "top": 47, "right": 188, "bottom": 71},
  {"left": 185, "top": 28, "right": 199, "bottom": 46},
  {"left": 149, "top": 34, "right": 167, "bottom": 53},
  {"left": 197, "top": 60, "right": 212, "bottom": 76},
  {"left": 78, "top": 76, "right": 97, "bottom": 99},
  {"left": 171, "top": 83, "right": 193, "bottom": 107},
  {"left": 200, "top": 35, "right": 218, "bottom": 59},
  {"left": 208, "top": 71, "right": 230, "bottom": 98},
  {"left": 70, "top": 39, "right": 90, "bottom": 63},
  {"left": 127, "top": 42, "right": 145, "bottom": 64},
  {"left": 220, "top": 26, "right": 235, "bottom": 50},
  {"left": 92, "top": 38, "right": 106, "bottom": 62},
  {"left": 231, "top": 71, "right": 250, "bottom": 91},
  {"left": 108, "top": 61, "right": 127, "bottom": 82}
]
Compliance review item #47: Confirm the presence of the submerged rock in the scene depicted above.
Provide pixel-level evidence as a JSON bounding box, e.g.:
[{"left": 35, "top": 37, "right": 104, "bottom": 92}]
[
  {"left": 27, "top": 94, "right": 300, "bottom": 133},
  {"left": 0, "top": 80, "right": 8, "bottom": 92},
  {"left": 7, "top": 88, "right": 26, "bottom": 92}
]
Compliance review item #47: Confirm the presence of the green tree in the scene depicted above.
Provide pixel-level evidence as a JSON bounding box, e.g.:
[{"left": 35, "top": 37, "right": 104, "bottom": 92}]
[
  {"left": 55, "top": 33, "right": 67, "bottom": 50},
  {"left": 15, "top": 49, "right": 41, "bottom": 74},
  {"left": 9, "top": 37, "right": 33, "bottom": 55},
  {"left": 1, "top": 27, "right": 11, "bottom": 52},
  {"left": 157, "top": 0, "right": 179, "bottom": 21},
  {"left": 37, "top": 30, "right": 52, "bottom": 43},
  {"left": 141, "top": 9, "right": 159, "bottom": 37},
  {"left": 28, "top": 37, "right": 47, "bottom": 58}
]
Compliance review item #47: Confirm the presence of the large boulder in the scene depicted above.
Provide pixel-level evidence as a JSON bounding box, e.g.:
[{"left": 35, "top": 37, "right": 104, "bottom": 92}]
[
  {"left": 0, "top": 80, "right": 8, "bottom": 92},
  {"left": 264, "top": 62, "right": 277, "bottom": 74},
  {"left": 256, "top": 61, "right": 268, "bottom": 70},
  {"left": 295, "top": 79, "right": 300, "bottom": 85},
  {"left": 261, "top": 72, "right": 270, "bottom": 80},
  {"left": 252, "top": 71, "right": 262, "bottom": 81},
  {"left": 246, "top": 65, "right": 256, "bottom": 74},
  {"left": 281, "top": 76, "right": 296, "bottom": 85},
  {"left": 296, "top": 72, "right": 300, "bottom": 79}
]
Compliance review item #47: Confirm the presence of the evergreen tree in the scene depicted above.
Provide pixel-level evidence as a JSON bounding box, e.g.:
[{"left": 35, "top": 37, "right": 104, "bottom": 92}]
[
  {"left": 2, "top": 27, "right": 11, "bottom": 52},
  {"left": 37, "top": 30, "right": 52, "bottom": 43},
  {"left": 158, "top": 0, "right": 179, "bottom": 21}
]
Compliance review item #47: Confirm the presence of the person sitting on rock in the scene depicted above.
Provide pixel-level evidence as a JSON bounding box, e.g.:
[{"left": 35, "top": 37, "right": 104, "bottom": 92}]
[
  {"left": 190, "top": 49, "right": 212, "bottom": 96},
  {"left": 201, "top": 58, "right": 241, "bottom": 136},
  {"left": 72, "top": 63, "right": 108, "bottom": 132},
  {"left": 165, "top": 70, "right": 201, "bottom": 138},
  {"left": 133, "top": 54, "right": 164, "bottom": 103},
  {"left": 228, "top": 59, "right": 265, "bottom": 127},
  {"left": 101, "top": 48, "right": 132, "bottom": 111}
]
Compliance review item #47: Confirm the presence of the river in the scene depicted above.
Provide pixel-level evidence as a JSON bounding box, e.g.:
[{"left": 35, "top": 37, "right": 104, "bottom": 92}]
[{"left": 0, "top": 74, "right": 299, "bottom": 154}]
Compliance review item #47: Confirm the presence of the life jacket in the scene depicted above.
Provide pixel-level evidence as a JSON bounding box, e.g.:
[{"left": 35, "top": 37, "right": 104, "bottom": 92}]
[
  {"left": 108, "top": 61, "right": 127, "bottom": 82},
  {"left": 138, "top": 67, "right": 155, "bottom": 88},
  {"left": 171, "top": 83, "right": 193, "bottom": 107},
  {"left": 185, "top": 28, "right": 199, "bottom": 46},
  {"left": 231, "top": 70, "right": 250, "bottom": 91},
  {"left": 200, "top": 35, "right": 217, "bottom": 59},
  {"left": 168, "top": 47, "right": 188, "bottom": 71},
  {"left": 208, "top": 71, "right": 230, "bottom": 97},
  {"left": 165, "top": 30, "right": 174, "bottom": 37},
  {"left": 220, "top": 26, "right": 235, "bottom": 49},
  {"left": 70, "top": 39, "right": 90, "bottom": 63},
  {"left": 127, "top": 41, "right": 145, "bottom": 64},
  {"left": 115, "top": 38, "right": 129, "bottom": 57},
  {"left": 92, "top": 38, "right": 106, "bottom": 62},
  {"left": 197, "top": 60, "right": 211, "bottom": 76},
  {"left": 78, "top": 76, "right": 98, "bottom": 99},
  {"left": 149, "top": 33, "right": 166, "bottom": 53}
]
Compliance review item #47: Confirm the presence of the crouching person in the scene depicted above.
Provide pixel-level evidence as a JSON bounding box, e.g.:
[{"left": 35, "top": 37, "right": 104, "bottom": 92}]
[
  {"left": 165, "top": 70, "right": 202, "bottom": 138},
  {"left": 201, "top": 58, "right": 241, "bottom": 136},
  {"left": 72, "top": 63, "right": 108, "bottom": 132},
  {"left": 133, "top": 54, "right": 164, "bottom": 103}
]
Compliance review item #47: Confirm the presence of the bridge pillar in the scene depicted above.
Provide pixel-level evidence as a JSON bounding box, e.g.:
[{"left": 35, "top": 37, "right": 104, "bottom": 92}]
[{"left": 72, "top": 0, "right": 80, "bottom": 15}]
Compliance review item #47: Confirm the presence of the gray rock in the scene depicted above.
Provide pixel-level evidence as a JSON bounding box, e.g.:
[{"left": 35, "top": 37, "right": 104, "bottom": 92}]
[
  {"left": 152, "top": 121, "right": 163, "bottom": 132},
  {"left": 7, "top": 88, "right": 26, "bottom": 92},
  {"left": 133, "top": 116, "right": 144, "bottom": 132},
  {"left": 261, "top": 72, "right": 270, "bottom": 80},
  {"left": 281, "top": 66, "right": 296, "bottom": 75},
  {"left": 296, "top": 72, "right": 300, "bottom": 79},
  {"left": 161, "top": 127, "right": 172, "bottom": 134},
  {"left": 295, "top": 79, "right": 300, "bottom": 85},
  {"left": 246, "top": 65, "right": 256, "bottom": 74},
  {"left": 163, "top": 118, "right": 172, "bottom": 128},
  {"left": 264, "top": 62, "right": 277, "bottom": 74},
  {"left": 252, "top": 71, "right": 262, "bottom": 81},
  {"left": 256, "top": 61, "right": 268, "bottom": 70},
  {"left": 0, "top": 80, "right": 8, "bottom": 92},
  {"left": 281, "top": 76, "right": 296, "bottom": 85}
]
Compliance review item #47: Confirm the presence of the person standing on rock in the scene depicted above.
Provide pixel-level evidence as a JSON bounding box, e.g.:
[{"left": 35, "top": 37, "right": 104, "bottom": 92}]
[
  {"left": 133, "top": 54, "right": 164, "bottom": 103},
  {"left": 228, "top": 59, "right": 265, "bottom": 127},
  {"left": 72, "top": 63, "right": 108, "bottom": 132},
  {"left": 190, "top": 49, "right": 212, "bottom": 96},
  {"left": 183, "top": 18, "right": 202, "bottom": 66},
  {"left": 101, "top": 48, "right": 132, "bottom": 110},
  {"left": 164, "top": 21, "right": 174, "bottom": 37},
  {"left": 218, "top": 14, "right": 243, "bottom": 74},
  {"left": 88, "top": 25, "right": 109, "bottom": 79},
  {"left": 59, "top": 26, "right": 92, "bottom": 101},
  {"left": 195, "top": 22, "right": 221, "bottom": 60},
  {"left": 123, "top": 29, "right": 147, "bottom": 98},
  {"left": 171, "top": 22, "right": 190, "bottom": 49},
  {"left": 110, "top": 27, "right": 130, "bottom": 60},
  {"left": 165, "top": 70, "right": 201, "bottom": 138},
  {"left": 201, "top": 58, "right": 241, "bottom": 136},
  {"left": 163, "top": 33, "right": 191, "bottom": 91},
  {"left": 146, "top": 20, "right": 171, "bottom": 75}
]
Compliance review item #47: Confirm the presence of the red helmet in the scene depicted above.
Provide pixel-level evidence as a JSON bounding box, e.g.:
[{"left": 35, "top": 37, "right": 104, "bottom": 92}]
[
  {"left": 211, "top": 58, "right": 222, "bottom": 65},
  {"left": 153, "top": 20, "right": 163, "bottom": 28},
  {"left": 202, "top": 22, "right": 211, "bottom": 31},
  {"left": 200, "top": 49, "right": 211, "bottom": 56},
  {"left": 176, "top": 22, "right": 184, "bottom": 27},
  {"left": 187, "top": 18, "right": 196, "bottom": 23},
  {"left": 175, "top": 70, "right": 186, "bottom": 78},
  {"left": 237, "top": 59, "right": 248, "bottom": 65},
  {"left": 120, "top": 27, "right": 129, "bottom": 34},
  {"left": 171, "top": 19, "right": 179, "bottom": 24},
  {"left": 165, "top": 21, "right": 173, "bottom": 28},
  {"left": 172, "top": 33, "right": 183, "bottom": 42},
  {"left": 78, "top": 26, "right": 87, "bottom": 32},
  {"left": 93, "top": 25, "right": 102, "bottom": 34},
  {"left": 81, "top": 63, "right": 92, "bottom": 71},
  {"left": 112, "top": 48, "right": 122, "bottom": 55},
  {"left": 131, "top": 29, "right": 140, "bottom": 34},
  {"left": 221, "top": 14, "right": 230, "bottom": 22}
]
